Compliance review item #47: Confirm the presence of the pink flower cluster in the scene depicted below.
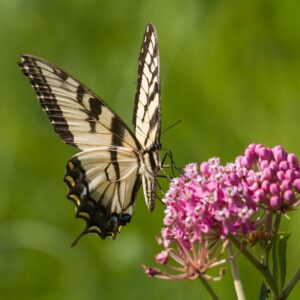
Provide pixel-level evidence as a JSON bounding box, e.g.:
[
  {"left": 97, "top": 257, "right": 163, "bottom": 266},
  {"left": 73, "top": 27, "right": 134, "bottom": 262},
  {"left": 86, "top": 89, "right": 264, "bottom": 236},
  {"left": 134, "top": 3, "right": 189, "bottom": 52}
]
[
  {"left": 162, "top": 144, "right": 300, "bottom": 249},
  {"left": 235, "top": 144, "right": 300, "bottom": 211},
  {"left": 144, "top": 144, "right": 300, "bottom": 280},
  {"left": 162, "top": 158, "right": 256, "bottom": 248}
]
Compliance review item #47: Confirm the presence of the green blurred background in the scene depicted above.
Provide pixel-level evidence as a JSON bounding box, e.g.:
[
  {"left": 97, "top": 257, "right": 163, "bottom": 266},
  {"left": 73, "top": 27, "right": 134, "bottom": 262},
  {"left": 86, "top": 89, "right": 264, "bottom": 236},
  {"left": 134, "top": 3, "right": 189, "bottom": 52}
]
[{"left": 1, "top": 0, "right": 300, "bottom": 299}]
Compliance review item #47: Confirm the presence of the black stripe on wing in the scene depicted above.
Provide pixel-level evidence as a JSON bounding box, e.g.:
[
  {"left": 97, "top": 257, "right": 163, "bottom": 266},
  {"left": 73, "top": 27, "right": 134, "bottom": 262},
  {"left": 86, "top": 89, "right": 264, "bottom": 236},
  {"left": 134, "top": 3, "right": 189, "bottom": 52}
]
[{"left": 19, "top": 56, "right": 75, "bottom": 145}]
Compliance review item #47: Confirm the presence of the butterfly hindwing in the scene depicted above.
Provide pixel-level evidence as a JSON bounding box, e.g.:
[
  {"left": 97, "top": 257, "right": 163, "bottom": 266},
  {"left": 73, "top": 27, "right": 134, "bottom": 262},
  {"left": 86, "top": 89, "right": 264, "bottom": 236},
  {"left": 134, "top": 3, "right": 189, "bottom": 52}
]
[{"left": 65, "top": 147, "right": 141, "bottom": 239}]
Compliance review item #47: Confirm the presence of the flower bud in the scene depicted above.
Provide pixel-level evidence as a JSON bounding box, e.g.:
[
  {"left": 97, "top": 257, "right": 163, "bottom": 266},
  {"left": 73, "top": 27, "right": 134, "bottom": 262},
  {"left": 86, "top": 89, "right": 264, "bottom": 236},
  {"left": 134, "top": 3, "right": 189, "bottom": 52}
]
[
  {"left": 281, "top": 179, "right": 292, "bottom": 191},
  {"left": 270, "top": 183, "right": 280, "bottom": 195},
  {"left": 245, "top": 147, "right": 255, "bottom": 163},
  {"left": 277, "top": 170, "right": 285, "bottom": 181},
  {"left": 293, "top": 178, "right": 300, "bottom": 192},
  {"left": 285, "top": 169, "right": 294, "bottom": 181},
  {"left": 283, "top": 190, "right": 295, "bottom": 203},
  {"left": 270, "top": 196, "right": 281, "bottom": 210},
  {"left": 261, "top": 180, "right": 270, "bottom": 192},
  {"left": 200, "top": 162, "right": 209, "bottom": 176},
  {"left": 279, "top": 161, "right": 289, "bottom": 171},
  {"left": 254, "top": 144, "right": 263, "bottom": 155},
  {"left": 287, "top": 153, "right": 299, "bottom": 168},
  {"left": 241, "top": 156, "right": 251, "bottom": 168},
  {"left": 254, "top": 189, "right": 265, "bottom": 202},
  {"left": 273, "top": 146, "right": 287, "bottom": 162},
  {"left": 261, "top": 168, "right": 273, "bottom": 180},
  {"left": 259, "top": 147, "right": 271, "bottom": 160},
  {"left": 155, "top": 250, "right": 170, "bottom": 265},
  {"left": 260, "top": 160, "right": 269, "bottom": 170}
]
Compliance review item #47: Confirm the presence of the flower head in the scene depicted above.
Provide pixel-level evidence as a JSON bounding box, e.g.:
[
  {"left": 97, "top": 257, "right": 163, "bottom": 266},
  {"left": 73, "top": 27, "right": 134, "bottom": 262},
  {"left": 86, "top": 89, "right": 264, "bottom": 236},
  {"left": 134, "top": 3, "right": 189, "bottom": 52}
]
[
  {"left": 144, "top": 157, "right": 257, "bottom": 280},
  {"left": 142, "top": 237, "right": 228, "bottom": 281},
  {"left": 162, "top": 159, "right": 257, "bottom": 247},
  {"left": 235, "top": 144, "right": 300, "bottom": 211},
  {"left": 143, "top": 144, "right": 300, "bottom": 281}
]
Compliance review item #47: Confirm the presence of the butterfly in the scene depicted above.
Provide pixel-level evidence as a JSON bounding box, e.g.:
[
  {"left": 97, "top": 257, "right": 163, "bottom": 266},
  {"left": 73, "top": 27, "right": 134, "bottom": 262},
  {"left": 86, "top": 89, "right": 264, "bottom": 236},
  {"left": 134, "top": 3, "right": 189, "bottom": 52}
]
[{"left": 18, "top": 23, "right": 161, "bottom": 244}]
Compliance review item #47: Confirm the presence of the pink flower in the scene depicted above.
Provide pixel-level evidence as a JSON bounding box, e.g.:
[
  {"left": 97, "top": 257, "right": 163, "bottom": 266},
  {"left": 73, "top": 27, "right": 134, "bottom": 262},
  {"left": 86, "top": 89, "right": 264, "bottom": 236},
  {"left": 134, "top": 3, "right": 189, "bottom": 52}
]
[
  {"left": 236, "top": 144, "right": 300, "bottom": 211},
  {"left": 155, "top": 250, "right": 170, "bottom": 265},
  {"left": 143, "top": 158, "right": 255, "bottom": 280},
  {"left": 143, "top": 144, "right": 300, "bottom": 281},
  {"left": 162, "top": 159, "right": 257, "bottom": 246},
  {"left": 142, "top": 238, "right": 228, "bottom": 281}
]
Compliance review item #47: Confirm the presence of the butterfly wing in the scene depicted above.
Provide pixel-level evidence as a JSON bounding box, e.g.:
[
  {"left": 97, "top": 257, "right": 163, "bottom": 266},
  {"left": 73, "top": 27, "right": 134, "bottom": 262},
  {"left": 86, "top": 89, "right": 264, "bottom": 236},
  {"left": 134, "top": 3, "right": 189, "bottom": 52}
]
[
  {"left": 133, "top": 23, "right": 161, "bottom": 211},
  {"left": 19, "top": 54, "right": 140, "bottom": 151},
  {"left": 19, "top": 54, "right": 142, "bottom": 240},
  {"left": 65, "top": 147, "right": 141, "bottom": 240},
  {"left": 133, "top": 23, "right": 161, "bottom": 148}
]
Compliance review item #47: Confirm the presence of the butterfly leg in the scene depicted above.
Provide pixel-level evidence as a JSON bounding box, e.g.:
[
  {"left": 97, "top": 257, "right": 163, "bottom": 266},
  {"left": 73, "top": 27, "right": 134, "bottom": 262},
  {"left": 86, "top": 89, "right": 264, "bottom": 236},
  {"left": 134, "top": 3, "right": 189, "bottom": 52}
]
[
  {"left": 155, "top": 177, "right": 166, "bottom": 205},
  {"left": 161, "top": 150, "right": 181, "bottom": 177}
]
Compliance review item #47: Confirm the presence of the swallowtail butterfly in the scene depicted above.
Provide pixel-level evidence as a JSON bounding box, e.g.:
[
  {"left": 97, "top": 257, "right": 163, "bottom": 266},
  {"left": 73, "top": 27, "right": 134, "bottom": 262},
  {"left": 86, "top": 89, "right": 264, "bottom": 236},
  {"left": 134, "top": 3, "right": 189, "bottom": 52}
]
[{"left": 18, "top": 23, "right": 161, "bottom": 243}]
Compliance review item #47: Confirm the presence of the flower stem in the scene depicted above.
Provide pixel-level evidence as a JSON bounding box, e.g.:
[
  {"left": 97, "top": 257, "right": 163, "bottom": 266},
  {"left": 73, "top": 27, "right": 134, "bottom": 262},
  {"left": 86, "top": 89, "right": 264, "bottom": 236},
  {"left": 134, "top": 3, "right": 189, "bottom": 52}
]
[
  {"left": 265, "top": 211, "right": 273, "bottom": 233},
  {"left": 264, "top": 212, "right": 273, "bottom": 263},
  {"left": 273, "top": 213, "right": 281, "bottom": 234},
  {"left": 228, "top": 235, "right": 279, "bottom": 296},
  {"left": 228, "top": 243, "right": 246, "bottom": 300},
  {"left": 280, "top": 268, "right": 300, "bottom": 299},
  {"left": 199, "top": 276, "right": 219, "bottom": 300}
]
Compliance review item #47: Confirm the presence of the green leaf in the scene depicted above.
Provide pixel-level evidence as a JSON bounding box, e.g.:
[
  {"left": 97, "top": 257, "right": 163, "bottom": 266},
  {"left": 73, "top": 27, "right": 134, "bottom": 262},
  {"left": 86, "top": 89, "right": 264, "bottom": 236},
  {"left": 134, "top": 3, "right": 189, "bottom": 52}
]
[
  {"left": 258, "top": 281, "right": 269, "bottom": 300},
  {"left": 272, "top": 232, "right": 291, "bottom": 291}
]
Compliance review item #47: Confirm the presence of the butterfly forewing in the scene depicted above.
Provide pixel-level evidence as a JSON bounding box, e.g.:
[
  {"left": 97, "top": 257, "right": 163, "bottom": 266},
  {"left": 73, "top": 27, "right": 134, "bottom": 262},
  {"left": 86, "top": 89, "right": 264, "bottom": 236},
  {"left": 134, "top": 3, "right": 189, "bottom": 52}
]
[
  {"left": 134, "top": 23, "right": 161, "bottom": 148},
  {"left": 19, "top": 55, "right": 139, "bottom": 151}
]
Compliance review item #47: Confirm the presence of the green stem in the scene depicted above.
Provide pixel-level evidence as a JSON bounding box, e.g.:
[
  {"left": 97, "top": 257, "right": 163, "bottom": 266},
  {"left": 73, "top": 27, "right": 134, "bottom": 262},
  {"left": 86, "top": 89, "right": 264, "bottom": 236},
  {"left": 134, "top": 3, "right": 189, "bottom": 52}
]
[
  {"left": 228, "top": 243, "right": 246, "bottom": 300},
  {"left": 273, "top": 214, "right": 281, "bottom": 235},
  {"left": 229, "top": 235, "right": 279, "bottom": 296},
  {"left": 199, "top": 276, "right": 219, "bottom": 300},
  {"left": 280, "top": 268, "right": 300, "bottom": 299},
  {"left": 264, "top": 212, "right": 273, "bottom": 265},
  {"left": 265, "top": 211, "right": 273, "bottom": 234},
  {"left": 265, "top": 213, "right": 281, "bottom": 263}
]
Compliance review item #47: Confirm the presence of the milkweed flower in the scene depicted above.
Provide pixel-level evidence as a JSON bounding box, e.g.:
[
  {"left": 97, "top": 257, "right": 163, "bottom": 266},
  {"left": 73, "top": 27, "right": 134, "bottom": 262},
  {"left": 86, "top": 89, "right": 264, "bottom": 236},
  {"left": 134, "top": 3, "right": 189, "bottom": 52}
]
[
  {"left": 143, "top": 144, "right": 300, "bottom": 281},
  {"left": 162, "top": 159, "right": 257, "bottom": 244},
  {"left": 143, "top": 158, "right": 257, "bottom": 280},
  {"left": 142, "top": 236, "right": 228, "bottom": 281},
  {"left": 235, "top": 144, "right": 300, "bottom": 211}
]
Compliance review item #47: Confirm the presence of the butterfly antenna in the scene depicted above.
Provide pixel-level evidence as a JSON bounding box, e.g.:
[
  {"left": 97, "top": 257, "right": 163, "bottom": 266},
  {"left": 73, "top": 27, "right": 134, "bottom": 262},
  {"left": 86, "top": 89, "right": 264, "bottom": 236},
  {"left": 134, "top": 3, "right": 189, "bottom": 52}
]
[
  {"left": 161, "top": 120, "right": 181, "bottom": 135},
  {"left": 70, "top": 228, "right": 88, "bottom": 247}
]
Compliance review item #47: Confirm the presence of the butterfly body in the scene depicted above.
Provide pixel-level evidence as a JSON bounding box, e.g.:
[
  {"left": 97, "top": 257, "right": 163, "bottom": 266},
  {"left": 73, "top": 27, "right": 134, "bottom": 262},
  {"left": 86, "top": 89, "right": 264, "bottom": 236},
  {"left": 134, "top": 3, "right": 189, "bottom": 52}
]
[{"left": 19, "top": 23, "right": 161, "bottom": 241}]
